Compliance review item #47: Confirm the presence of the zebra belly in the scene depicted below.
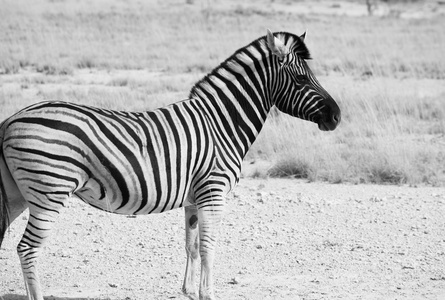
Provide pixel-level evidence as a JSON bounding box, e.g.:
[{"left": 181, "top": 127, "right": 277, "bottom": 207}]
[{"left": 74, "top": 174, "right": 193, "bottom": 215}]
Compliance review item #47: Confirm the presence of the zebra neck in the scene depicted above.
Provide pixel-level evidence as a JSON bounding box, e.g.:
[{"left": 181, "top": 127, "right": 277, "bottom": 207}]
[
  {"left": 190, "top": 71, "right": 271, "bottom": 162},
  {"left": 189, "top": 38, "right": 277, "bottom": 163}
]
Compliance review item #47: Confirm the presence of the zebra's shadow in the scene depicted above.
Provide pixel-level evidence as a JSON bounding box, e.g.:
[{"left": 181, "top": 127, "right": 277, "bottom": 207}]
[{"left": 1, "top": 295, "right": 103, "bottom": 300}]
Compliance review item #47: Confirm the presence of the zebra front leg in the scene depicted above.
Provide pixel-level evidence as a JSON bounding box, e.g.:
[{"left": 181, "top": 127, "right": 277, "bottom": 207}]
[
  {"left": 18, "top": 202, "right": 65, "bottom": 300},
  {"left": 197, "top": 195, "right": 225, "bottom": 300},
  {"left": 182, "top": 205, "right": 200, "bottom": 299}
]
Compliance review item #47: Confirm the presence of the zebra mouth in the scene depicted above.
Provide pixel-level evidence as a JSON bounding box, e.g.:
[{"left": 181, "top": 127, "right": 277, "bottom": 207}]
[
  {"left": 318, "top": 121, "right": 329, "bottom": 131},
  {"left": 317, "top": 109, "right": 340, "bottom": 131},
  {"left": 315, "top": 97, "right": 341, "bottom": 131},
  {"left": 317, "top": 118, "right": 338, "bottom": 131}
]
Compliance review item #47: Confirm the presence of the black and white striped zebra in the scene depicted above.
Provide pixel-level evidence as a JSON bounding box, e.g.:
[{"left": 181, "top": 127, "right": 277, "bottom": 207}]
[{"left": 0, "top": 30, "right": 340, "bottom": 300}]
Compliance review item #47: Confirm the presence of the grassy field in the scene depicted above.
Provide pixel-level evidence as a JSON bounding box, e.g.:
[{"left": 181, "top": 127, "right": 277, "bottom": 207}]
[{"left": 0, "top": 0, "right": 444, "bottom": 185}]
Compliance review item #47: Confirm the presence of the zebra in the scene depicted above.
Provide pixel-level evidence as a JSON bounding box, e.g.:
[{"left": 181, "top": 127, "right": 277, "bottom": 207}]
[{"left": 0, "top": 29, "right": 340, "bottom": 300}]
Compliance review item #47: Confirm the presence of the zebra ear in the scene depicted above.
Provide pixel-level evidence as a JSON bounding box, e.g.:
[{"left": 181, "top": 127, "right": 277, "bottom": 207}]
[
  {"left": 266, "top": 29, "right": 288, "bottom": 60},
  {"left": 300, "top": 30, "right": 307, "bottom": 42}
]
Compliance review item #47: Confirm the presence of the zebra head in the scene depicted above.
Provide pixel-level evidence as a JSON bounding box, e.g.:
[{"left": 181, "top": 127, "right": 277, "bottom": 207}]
[{"left": 266, "top": 30, "right": 341, "bottom": 131}]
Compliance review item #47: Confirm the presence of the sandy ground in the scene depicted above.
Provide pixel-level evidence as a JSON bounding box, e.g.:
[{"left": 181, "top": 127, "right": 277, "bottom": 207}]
[{"left": 1, "top": 178, "right": 444, "bottom": 300}]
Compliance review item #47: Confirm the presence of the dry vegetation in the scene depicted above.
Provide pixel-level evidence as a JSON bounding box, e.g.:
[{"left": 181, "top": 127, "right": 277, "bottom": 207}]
[{"left": 0, "top": 0, "right": 444, "bottom": 185}]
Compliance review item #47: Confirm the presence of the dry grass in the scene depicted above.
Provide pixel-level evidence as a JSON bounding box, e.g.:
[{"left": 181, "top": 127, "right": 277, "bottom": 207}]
[
  {"left": 1, "top": 0, "right": 444, "bottom": 78},
  {"left": 0, "top": 0, "right": 444, "bottom": 186},
  {"left": 251, "top": 75, "right": 445, "bottom": 185}
]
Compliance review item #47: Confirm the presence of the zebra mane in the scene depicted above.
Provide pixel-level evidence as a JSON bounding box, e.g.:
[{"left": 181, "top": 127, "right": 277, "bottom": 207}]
[{"left": 189, "top": 31, "right": 311, "bottom": 98}]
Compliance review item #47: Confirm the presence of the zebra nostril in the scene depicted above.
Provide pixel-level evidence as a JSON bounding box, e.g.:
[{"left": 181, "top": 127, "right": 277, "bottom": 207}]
[{"left": 332, "top": 113, "right": 340, "bottom": 124}]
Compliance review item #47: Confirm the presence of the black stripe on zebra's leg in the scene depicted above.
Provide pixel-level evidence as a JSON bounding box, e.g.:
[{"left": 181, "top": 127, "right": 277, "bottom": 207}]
[{"left": 189, "top": 214, "right": 198, "bottom": 229}]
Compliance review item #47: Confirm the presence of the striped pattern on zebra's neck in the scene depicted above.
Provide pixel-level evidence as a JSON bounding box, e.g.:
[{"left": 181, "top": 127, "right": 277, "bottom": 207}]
[{"left": 189, "top": 36, "right": 276, "bottom": 160}]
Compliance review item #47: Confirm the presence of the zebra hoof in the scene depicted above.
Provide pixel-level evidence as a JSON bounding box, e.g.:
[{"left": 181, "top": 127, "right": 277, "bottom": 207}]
[
  {"left": 199, "top": 291, "right": 215, "bottom": 300},
  {"left": 182, "top": 287, "right": 198, "bottom": 300}
]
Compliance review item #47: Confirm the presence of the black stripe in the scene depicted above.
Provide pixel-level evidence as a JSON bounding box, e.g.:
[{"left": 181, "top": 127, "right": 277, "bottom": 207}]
[
  {"left": 30, "top": 214, "right": 52, "bottom": 223},
  {"left": 173, "top": 102, "right": 202, "bottom": 208},
  {"left": 139, "top": 113, "right": 162, "bottom": 214},
  {"left": 17, "top": 177, "right": 73, "bottom": 189},
  {"left": 17, "top": 167, "right": 79, "bottom": 187},
  {"left": 10, "top": 146, "right": 91, "bottom": 177},
  {"left": 28, "top": 187, "right": 67, "bottom": 206},
  {"left": 181, "top": 102, "right": 198, "bottom": 173},
  {"left": 6, "top": 154, "right": 77, "bottom": 175},
  {"left": 27, "top": 221, "right": 50, "bottom": 231},
  {"left": 25, "top": 228, "right": 43, "bottom": 239},
  {"left": 153, "top": 110, "right": 172, "bottom": 213},
  {"left": 27, "top": 200, "right": 60, "bottom": 214},
  {"left": 161, "top": 107, "right": 183, "bottom": 211}
]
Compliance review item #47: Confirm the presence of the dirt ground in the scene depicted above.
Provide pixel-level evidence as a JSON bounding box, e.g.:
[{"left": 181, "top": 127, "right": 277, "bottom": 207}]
[{"left": 1, "top": 178, "right": 444, "bottom": 300}]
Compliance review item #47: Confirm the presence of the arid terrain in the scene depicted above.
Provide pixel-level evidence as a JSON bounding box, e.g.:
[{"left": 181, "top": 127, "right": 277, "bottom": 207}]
[{"left": 1, "top": 178, "right": 444, "bottom": 300}]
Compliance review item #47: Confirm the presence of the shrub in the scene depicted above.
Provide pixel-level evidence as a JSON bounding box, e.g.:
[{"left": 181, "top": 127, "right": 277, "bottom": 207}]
[
  {"left": 77, "top": 57, "right": 97, "bottom": 69},
  {"left": 268, "top": 157, "right": 312, "bottom": 179},
  {"left": 36, "top": 64, "right": 73, "bottom": 75},
  {"left": 368, "top": 164, "right": 407, "bottom": 184}
]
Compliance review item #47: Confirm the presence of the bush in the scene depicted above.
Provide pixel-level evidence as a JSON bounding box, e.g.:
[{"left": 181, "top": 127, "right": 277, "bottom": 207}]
[
  {"left": 268, "top": 157, "right": 312, "bottom": 179},
  {"left": 368, "top": 164, "right": 407, "bottom": 184},
  {"left": 77, "top": 57, "right": 97, "bottom": 69}
]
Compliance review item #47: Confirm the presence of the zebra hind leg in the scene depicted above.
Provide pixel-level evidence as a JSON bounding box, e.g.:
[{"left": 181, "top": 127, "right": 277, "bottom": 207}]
[
  {"left": 0, "top": 153, "right": 28, "bottom": 247},
  {"left": 17, "top": 196, "right": 67, "bottom": 300},
  {"left": 182, "top": 205, "right": 200, "bottom": 300},
  {"left": 0, "top": 192, "right": 27, "bottom": 246}
]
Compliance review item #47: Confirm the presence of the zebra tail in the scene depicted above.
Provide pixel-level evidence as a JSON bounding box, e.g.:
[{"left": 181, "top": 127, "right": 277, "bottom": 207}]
[{"left": 0, "top": 145, "right": 9, "bottom": 248}]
